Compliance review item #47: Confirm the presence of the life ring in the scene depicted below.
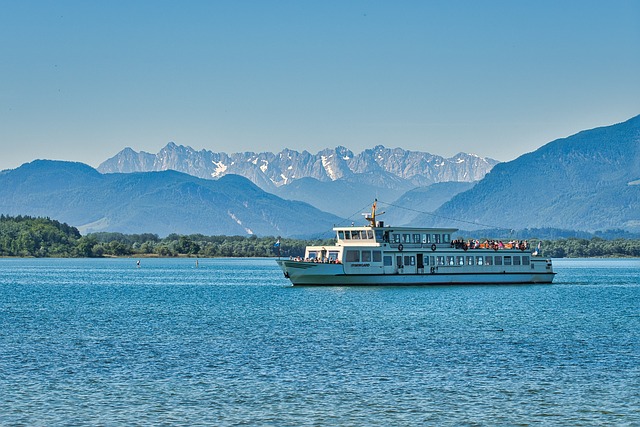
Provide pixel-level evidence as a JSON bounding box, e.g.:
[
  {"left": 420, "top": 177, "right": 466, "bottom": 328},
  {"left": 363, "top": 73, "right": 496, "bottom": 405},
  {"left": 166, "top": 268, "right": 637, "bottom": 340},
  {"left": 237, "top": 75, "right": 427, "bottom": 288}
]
[
  {"left": 431, "top": 244, "right": 437, "bottom": 251},
  {"left": 398, "top": 244, "right": 403, "bottom": 252}
]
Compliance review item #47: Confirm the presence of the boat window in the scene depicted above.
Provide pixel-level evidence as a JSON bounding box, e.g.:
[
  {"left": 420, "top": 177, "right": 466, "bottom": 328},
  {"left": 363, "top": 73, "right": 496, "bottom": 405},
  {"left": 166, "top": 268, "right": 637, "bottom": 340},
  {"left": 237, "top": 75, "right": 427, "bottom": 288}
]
[
  {"left": 436, "top": 256, "right": 445, "bottom": 266},
  {"left": 432, "top": 234, "right": 441, "bottom": 244},
  {"left": 430, "top": 256, "right": 435, "bottom": 266},
  {"left": 456, "top": 256, "right": 464, "bottom": 266},
  {"left": 485, "top": 256, "right": 493, "bottom": 266},
  {"left": 351, "top": 231, "right": 360, "bottom": 240},
  {"left": 345, "top": 250, "right": 360, "bottom": 262},
  {"left": 396, "top": 255, "right": 403, "bottom": 268},
  {"left": 403, "top": 234, "right": 411, "bottom": 243},
  {"left": 362, "top": 250, "right": 372, "bottom": 262},
  {"left": 308, "top": 251, "right": 317, "bottom": 259},
  {"left": 466, "top": 256, "right": 474, "bottom": 266},
  {"left": 410, "top": 256, "right": 416, "bottom": 266},
  {"left": 446, "top": 256, "right": 455, "bottom": 266},
  {"left": 476, "top": 256, "right": 483, "bottom": 266},
  {"left": 344, "top": 231, "right": 351, "bottom": 240},
  {"left": 513, "top": 256, "right": 521, "bottom": 266},
  {"left": 413, "top": 234, "right": 421, "bottom": 243},
  {"left": 367, "top": 230, "right": 374, "bottom": 240},
  {"left": 338, "top": 231, "right": 345, "bottom": 240},
  {"left": 504, "top": 256, "right": 512, "bottom": 266},
  {"left": 393, "top": 234, "right": 401, "bottom": 243},
  {"left": 522, "top": 256, "right": 530, "bottom": 265},
  {"left": 495, "top": 256, "right": 502, "bottom": 266},
  {"left": 422, "top": 255, "right": 429, "bottom": 266},
  {"left": 443, "top": 234, "right": 451, "bottom": 243},
  {"left": 373, "top": 251, "right": 382, "bottom": 262},
  {"left": 404, "top": 256, "right": 412, "bottom": 266},
  {"left": 329, "top": 251, "right": 339, "bottom": 261},
  {"left": 383, "top": 256, "right": 393, "bottom": 266},
  {"left": 422, "top": 234, "right": 429, "bottom": 244}
]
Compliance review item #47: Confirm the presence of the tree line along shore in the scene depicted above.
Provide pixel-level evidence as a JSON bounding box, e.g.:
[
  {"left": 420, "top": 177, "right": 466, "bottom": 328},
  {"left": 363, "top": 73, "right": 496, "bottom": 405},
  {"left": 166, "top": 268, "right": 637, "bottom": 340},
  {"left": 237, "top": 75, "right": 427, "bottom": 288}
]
[{"left": 1, "top": 215, "right": 639, "bottom": 259}]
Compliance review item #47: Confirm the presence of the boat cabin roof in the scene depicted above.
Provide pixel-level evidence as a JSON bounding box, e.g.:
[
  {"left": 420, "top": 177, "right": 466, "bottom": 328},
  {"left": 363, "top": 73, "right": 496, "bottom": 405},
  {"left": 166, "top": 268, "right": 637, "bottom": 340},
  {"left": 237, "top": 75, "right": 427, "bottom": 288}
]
[{"left": 333, "top": 225, "right": 458, "bottom": 233}]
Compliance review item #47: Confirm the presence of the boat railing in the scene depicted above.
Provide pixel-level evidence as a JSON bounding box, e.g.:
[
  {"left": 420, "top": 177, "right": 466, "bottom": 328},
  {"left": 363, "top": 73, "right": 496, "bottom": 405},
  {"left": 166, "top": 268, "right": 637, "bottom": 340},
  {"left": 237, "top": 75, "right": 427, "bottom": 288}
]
[
  {"left": 290, "top": 256, "right": 341, "bottom": 264},
  {"left": 390, "top": 241, "right": 531, "bottom": 251}
]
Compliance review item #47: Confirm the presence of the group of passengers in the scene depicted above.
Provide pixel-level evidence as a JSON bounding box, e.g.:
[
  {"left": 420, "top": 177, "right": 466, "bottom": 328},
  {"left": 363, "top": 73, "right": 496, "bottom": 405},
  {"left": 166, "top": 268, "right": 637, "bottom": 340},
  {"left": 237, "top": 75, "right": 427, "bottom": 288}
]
[
  {"left": 290, "top": 256, "right": 341, "bottom": 264},
  {"left": 451, "top": 239, "right": 529, "bottom": 251}
]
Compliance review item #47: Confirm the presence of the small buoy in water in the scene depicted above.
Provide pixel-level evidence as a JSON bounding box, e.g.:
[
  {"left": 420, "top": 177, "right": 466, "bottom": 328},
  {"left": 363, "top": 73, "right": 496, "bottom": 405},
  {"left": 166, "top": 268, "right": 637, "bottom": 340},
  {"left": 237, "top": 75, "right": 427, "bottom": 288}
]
[{"left": 137, "top": 260, "right": 140, "bottom": 268}]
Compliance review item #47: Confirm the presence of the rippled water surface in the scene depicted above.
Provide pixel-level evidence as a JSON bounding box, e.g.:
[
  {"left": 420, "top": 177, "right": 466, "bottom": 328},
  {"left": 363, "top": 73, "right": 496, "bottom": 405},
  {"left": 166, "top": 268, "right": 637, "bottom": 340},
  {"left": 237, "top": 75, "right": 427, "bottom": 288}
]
[{"left": 1, "top": 258, "right": 638, "bottom": 426}]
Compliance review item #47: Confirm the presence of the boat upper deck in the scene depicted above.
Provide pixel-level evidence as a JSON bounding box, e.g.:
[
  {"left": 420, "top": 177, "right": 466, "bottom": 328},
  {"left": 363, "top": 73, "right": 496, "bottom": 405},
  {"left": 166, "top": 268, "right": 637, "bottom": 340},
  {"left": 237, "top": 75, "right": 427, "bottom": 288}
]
[{"left": 334, "top": 225, "right": 459, "bottom": 247}]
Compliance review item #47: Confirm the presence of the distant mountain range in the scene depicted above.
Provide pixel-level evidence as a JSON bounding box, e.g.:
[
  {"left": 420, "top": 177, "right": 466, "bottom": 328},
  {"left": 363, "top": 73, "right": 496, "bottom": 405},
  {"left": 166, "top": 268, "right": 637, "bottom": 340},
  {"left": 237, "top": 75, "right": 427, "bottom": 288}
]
[
  {"left": 99, "top": 144, "right": 498, "bottom": 189},
  {"left": 0, "top": 161, "right": 341, "bottom": 237},
  {"left": 2, "top": 115, "right": 638, "bottom": 236},
  {"left": 98, "top": 145, "right": 498, "bottom": 216}
]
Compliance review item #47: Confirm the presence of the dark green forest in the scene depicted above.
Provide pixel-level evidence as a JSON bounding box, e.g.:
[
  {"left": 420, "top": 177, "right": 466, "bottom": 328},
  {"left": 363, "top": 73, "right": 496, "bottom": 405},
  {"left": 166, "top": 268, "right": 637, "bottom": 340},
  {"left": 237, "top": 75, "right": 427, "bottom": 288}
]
[
  {"left": 1, "top": 215, "right": 639, "bottom": 258},
  {"left": 0, "top": 215, "right": 330, "bottom": 258}
]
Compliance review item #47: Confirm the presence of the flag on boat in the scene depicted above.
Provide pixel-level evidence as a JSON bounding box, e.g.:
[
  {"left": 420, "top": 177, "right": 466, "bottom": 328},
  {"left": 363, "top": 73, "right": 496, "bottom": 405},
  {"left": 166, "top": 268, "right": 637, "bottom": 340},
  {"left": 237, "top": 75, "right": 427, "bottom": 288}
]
[{"left": 274, "top": 238, "right": 281, "bottom": 257}]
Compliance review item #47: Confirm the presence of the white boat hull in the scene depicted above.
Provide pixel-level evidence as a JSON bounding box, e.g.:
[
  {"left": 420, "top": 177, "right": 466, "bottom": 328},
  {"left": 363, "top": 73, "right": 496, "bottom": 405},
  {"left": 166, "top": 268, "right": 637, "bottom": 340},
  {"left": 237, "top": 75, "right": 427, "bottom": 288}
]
[{"left": 276, "top": 259, "right": 555, "bottom": 286}]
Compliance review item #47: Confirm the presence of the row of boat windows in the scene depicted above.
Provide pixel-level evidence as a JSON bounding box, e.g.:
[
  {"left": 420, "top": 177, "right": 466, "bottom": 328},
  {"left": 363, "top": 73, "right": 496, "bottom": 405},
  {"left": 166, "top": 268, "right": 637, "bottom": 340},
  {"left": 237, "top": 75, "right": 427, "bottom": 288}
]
[
  {"left": 403, "top": 255, "right": 531, "bottom": 267},
  {"left": 345, "top": 250, "right": 383, "bottom": 263},
  {"left": 342, "top": 249, "right": 530, "bottom": 267},
  {"left": 337, "top": 230, "right": 452, "bottom": 244},
  {"left": 308, "top": 250, "right": 340, "bottom": 261},
  {"left": 338, "top": 230, "right": 376, "bottom": 240},
  {"left": 391, "top": 233, "right": 451, "bottom": 244}
]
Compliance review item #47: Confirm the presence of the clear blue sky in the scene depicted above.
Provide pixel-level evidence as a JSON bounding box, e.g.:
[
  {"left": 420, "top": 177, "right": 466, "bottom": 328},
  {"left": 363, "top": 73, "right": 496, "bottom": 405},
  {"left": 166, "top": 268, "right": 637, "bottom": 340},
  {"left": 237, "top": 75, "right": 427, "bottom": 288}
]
[{"left": 1, "top": 0, "right": 639, "bottom": 171}]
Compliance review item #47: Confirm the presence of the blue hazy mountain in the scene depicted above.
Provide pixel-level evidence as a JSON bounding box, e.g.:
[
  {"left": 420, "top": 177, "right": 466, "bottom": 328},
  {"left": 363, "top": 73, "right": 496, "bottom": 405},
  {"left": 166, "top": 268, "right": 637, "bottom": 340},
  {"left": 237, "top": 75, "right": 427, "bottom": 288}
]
[
  {"left": 98, "top": 144, "right": 497, "bottom": 216},
  {"left": 380, "top": 181, "right": 477, "bottom": 226},
  {"left": 273, "top": 176, "right": 409, "bottom": 219},
  {"left": 415, "top": 115, "right": 640, "bottom": 232},
  {"left": 0, "top": 160, "right": 342, "bottom": 237}
]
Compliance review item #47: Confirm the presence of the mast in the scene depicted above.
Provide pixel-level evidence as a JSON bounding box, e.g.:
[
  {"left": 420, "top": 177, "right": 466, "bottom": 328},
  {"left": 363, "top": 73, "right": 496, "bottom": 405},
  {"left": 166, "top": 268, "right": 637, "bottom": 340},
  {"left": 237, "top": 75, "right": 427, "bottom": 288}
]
[{"left": 364, "top": 199, "right": 384, "bottom": 227}]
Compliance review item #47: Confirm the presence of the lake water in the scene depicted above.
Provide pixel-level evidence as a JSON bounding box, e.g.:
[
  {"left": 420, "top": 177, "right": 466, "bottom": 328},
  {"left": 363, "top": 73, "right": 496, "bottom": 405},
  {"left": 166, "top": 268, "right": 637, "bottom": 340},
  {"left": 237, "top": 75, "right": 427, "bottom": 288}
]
[{"left": 0, "top": 258, "right": 638, "bottom": 426}]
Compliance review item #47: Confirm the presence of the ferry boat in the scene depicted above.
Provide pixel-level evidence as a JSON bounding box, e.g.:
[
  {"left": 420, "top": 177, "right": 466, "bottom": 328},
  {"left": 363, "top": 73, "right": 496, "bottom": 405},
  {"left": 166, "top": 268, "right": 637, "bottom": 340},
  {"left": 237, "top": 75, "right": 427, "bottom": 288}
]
[{"left": 276, "top": 202, "right": 555, "bottom": 286}]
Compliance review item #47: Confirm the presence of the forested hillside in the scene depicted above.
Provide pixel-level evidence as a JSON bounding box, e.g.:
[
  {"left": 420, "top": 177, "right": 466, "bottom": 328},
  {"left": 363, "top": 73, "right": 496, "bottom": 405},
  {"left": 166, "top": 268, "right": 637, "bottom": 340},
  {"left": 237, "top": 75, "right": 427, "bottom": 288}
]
[{"left": 0, "top": 215, "right": 82, "bottom": 257}]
